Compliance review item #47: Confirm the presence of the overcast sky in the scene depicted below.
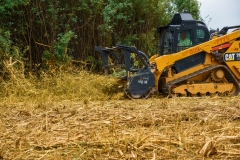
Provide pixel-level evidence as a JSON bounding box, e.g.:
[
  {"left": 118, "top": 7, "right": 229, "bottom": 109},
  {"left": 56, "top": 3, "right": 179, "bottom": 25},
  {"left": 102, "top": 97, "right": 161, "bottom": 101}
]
[{"left": 198, "top": 0, "right": 240, "bottom": 31}]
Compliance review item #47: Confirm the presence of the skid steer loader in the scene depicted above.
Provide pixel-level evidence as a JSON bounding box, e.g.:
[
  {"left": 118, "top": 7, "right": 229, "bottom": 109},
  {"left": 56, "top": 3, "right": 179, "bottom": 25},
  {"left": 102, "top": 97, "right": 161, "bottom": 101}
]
[{"left": 95, "top": 13, "right": 240, "bottom": 98}]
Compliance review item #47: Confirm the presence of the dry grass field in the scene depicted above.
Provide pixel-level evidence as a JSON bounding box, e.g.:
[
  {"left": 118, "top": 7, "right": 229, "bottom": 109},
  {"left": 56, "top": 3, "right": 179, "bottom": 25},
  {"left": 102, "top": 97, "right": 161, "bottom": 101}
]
[{"left": 0, "top": 70, "right": 240, "bottom": 159}]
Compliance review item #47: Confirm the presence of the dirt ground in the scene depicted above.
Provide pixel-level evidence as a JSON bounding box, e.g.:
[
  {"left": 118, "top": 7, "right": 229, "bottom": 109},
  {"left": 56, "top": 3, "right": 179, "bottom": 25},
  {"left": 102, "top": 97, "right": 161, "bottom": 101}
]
[{"left": 0, "top": 96, "right": 240, "bottom": 160}]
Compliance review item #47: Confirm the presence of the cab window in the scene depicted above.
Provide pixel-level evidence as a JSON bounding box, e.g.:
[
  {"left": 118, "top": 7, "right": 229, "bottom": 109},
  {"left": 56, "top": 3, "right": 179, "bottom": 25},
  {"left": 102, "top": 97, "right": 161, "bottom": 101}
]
[{"left": 162, "top": 31, "right": 171, "bottom": 55}]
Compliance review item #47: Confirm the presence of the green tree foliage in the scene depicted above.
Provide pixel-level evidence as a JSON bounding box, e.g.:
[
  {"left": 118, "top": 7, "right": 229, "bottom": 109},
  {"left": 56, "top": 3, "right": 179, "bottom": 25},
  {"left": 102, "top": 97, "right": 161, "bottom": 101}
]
[
  {"left": 171, "top": 0, "right": 200, "bottom": 19},
  {"left": 0, "top": 0, "right": 201, "bottom": 72}
]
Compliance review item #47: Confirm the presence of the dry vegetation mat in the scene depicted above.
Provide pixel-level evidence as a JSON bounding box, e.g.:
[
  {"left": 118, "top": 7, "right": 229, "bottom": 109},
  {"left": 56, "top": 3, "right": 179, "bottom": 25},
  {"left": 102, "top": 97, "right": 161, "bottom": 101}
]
[
  {"left": 0, "top": 72, "right": 240, "bottom": 159},
  {"left": 0, "top": 71, "right": 123, "bottom": 103}
]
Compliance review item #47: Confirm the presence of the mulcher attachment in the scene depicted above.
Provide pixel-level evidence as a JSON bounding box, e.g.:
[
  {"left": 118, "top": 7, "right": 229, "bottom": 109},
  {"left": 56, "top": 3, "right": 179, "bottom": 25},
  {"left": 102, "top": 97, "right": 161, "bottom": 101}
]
[{"left": 95, "top": 44, "right": 155, "bottom": 98}]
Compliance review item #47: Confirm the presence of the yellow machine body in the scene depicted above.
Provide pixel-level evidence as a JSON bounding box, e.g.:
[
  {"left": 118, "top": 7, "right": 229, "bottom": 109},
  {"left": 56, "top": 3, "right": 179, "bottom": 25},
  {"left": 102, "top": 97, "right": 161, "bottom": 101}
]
[{"left": 151, "top": 29, "right": 240, "bottom": 96}]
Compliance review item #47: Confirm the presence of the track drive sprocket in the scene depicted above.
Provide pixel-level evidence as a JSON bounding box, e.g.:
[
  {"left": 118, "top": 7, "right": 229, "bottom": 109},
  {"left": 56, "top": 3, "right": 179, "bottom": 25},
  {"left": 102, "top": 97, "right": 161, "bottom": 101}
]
[{"left": 210, "top": 69, "right": 225, "bottom": 82}]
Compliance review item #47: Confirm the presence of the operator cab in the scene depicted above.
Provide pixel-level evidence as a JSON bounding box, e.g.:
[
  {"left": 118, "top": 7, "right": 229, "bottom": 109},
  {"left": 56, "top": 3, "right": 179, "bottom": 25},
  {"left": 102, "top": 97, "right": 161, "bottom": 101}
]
[{"left": 157, "top": 13, "right": 210, "bottom": 55}]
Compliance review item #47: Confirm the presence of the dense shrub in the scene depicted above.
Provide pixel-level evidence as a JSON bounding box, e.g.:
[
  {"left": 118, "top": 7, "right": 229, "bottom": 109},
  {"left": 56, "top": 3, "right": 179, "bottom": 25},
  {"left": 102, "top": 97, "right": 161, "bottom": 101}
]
[{"left": 0, "top": 0, "right": 201, "bottom": 72}]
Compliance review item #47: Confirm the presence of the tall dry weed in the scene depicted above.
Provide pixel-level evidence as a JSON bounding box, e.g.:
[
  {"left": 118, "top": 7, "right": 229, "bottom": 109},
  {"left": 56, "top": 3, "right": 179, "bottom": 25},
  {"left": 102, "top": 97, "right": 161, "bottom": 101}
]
[{"left": 0, "top": 62, "right": 123, "bottom": 104}]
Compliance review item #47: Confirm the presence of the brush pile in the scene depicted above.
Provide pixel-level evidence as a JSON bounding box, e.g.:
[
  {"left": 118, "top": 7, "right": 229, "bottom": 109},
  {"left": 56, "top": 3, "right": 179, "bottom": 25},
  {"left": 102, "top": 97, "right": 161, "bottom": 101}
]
[{"left": 0, "top": 71, "right": 240, "bottom": 159}]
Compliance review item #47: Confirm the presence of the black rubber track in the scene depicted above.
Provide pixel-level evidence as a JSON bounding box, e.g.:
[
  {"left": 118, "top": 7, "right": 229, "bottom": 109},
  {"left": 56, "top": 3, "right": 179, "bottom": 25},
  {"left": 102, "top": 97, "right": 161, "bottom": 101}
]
[{"left": 161, "top": 65, "right": 240, "bottom": 96}]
